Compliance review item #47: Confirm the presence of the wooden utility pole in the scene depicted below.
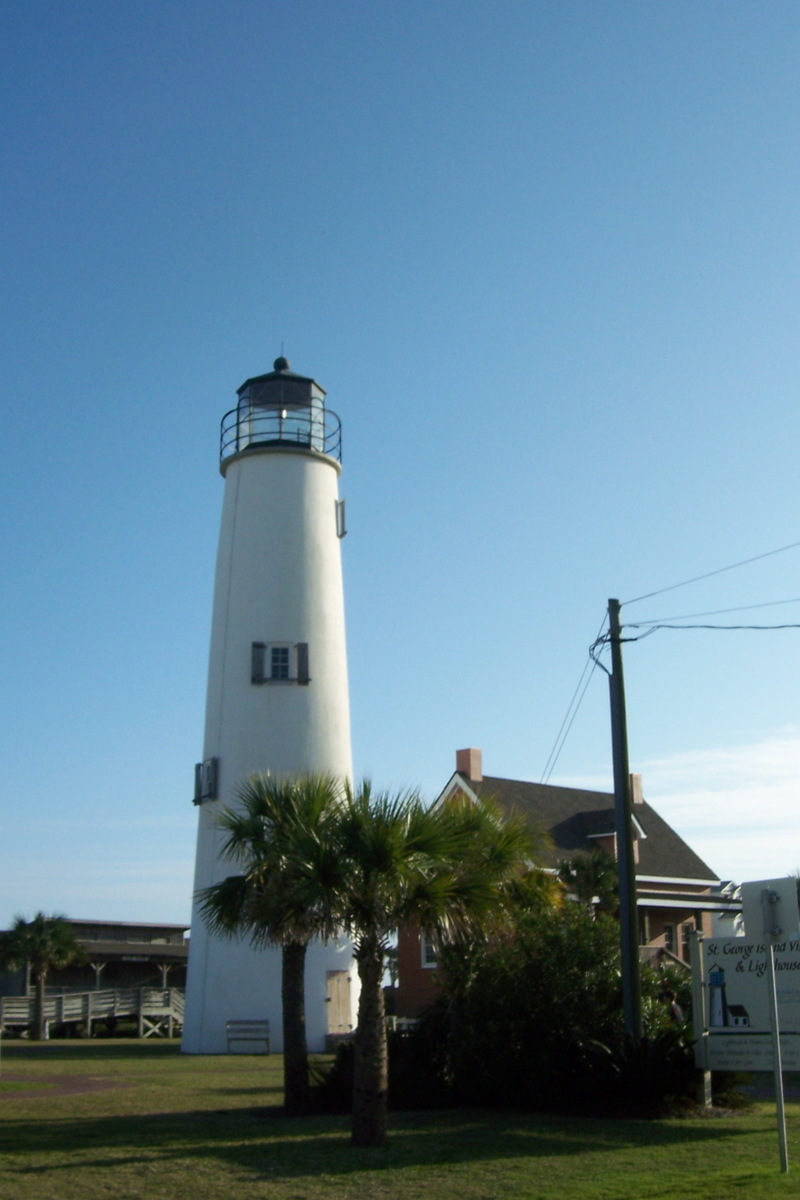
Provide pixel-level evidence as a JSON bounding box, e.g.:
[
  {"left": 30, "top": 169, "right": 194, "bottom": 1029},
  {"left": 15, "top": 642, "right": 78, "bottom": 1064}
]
[{"left": 607, "top": 598, "right": 642, "bottom": 1042}]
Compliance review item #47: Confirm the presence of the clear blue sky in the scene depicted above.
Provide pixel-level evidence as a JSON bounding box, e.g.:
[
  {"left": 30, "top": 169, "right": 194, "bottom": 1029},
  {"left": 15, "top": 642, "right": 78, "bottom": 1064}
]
[{"left": 2, "top": 2, "right": 799, "bottom": 928}]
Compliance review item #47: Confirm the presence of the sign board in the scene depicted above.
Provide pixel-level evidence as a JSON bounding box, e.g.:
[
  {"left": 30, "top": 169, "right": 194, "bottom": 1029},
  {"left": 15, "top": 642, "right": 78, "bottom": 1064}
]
[
  {"left": 698, "top": 877, "right": 799, "bottom": 1174},
  {"left": 694, "top": 935, "right": 800, "bottom": 1071},
  {"left": 740, "top": 877, "right": 800, "bottom": 941}
]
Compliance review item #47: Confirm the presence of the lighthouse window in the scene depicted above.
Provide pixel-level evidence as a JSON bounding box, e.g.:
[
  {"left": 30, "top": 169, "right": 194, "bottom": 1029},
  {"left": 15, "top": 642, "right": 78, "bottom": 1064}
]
[
  {"left": 270, "top": 645, "right": 291, "bottom": 680},
  {"left": 251, "top": 642, "right": 310, "bottom": 684}
]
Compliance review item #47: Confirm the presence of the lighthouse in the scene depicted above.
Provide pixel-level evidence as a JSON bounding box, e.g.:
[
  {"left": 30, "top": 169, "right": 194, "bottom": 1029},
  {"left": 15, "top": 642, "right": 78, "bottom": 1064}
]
[
  {"left": 708, "top": 964, "right": 729, "bottom": 1027},
  {"left": 182, "top": 358, "right": 356, "bottom": 1054}
]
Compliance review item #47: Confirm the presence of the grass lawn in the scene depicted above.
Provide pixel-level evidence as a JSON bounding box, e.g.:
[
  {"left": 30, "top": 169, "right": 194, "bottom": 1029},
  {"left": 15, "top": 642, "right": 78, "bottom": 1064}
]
[{"left": 0, "top": 1040, "right": 797, "bottom": 1200}]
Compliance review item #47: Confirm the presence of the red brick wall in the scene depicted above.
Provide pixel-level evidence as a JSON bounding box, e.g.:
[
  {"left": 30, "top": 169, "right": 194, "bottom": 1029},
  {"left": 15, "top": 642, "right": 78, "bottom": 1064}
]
[{"left": 395, "top": 924, "right": 444, "bottom": 1018}]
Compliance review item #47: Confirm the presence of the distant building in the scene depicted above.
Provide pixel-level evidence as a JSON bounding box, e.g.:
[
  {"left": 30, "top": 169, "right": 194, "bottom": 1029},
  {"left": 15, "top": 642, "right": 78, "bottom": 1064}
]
[
  {"left": 0, "top": 919, "right": 189, "bottom": 997},
  {"left": 396, "top": 748, "right": 739, "bottom": 1018}
]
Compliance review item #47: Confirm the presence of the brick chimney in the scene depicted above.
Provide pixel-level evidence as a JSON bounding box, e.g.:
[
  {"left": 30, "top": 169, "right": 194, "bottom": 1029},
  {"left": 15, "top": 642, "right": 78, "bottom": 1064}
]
[{"left": 456, "top": 747, "right": 483, "bottom": 782}]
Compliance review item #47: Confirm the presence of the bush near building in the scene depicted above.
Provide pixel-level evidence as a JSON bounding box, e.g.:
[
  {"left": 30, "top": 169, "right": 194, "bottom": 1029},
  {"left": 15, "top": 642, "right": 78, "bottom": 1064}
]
[{"left": 317, "top": 906, "right": 701, "bottom": 1118}]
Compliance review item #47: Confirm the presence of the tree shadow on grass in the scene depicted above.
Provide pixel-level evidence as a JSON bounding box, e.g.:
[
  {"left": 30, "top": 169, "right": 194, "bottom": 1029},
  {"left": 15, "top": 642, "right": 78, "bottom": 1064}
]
[
  {"left": 0, "top": 1041, "right": 183, "bottom": 1062},
  {"left": 0, "top": 1104, "right": 768, "bottom": 1184},
  {"left": 214, "top": 1086, "right": 284, "bottom": 1098}
]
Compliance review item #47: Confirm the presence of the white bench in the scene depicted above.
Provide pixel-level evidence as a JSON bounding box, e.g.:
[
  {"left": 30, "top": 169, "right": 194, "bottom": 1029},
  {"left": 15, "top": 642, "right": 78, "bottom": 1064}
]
[{"left": 225, "top": 1019, "right": 270, "bottom": 1053}]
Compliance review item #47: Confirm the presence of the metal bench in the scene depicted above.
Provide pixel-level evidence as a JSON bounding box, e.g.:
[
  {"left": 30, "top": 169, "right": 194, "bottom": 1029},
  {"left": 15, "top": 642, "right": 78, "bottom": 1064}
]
[{"left": 225, "top": 1018, "right": 270, "bottom": 1053}]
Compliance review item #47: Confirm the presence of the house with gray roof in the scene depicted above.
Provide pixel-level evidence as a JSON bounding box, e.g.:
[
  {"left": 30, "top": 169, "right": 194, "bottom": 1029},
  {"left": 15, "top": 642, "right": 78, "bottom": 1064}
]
[{"left": 395, "top": 748, "right": 738, "bottom": 1019}]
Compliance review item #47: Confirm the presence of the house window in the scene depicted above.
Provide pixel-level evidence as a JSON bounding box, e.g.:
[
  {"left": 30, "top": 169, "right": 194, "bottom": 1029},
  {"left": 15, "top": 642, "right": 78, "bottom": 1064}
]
[
  {"left": 421, "top": 934, "right": 437, "bottom": 969},
  {"left": 663, "top": 923, "right": 675, "bottom": 954},
  {"left": 681, "top": 921, "right": 695, "bottom": 962},
  {"left": 639, "top": 912, "right": 650, "bottom": 945}
]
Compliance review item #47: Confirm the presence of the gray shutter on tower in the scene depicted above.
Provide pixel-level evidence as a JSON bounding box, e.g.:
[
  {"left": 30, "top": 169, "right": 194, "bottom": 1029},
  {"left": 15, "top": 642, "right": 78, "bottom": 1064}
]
[
  {"left": 251, "top": 642, "right": 266, "bottom": 683},
  {"left": 193, "top": 757, "right": 219, "bottom": 804},
  {"left": 202, "top": 757, "right": 218, "bottom": 800},
  {"left": 335, "top": 498, "right": 347, "bottom": 538},
  {"left": 296, "top": 642, "right": 310, "bottom": 685}
]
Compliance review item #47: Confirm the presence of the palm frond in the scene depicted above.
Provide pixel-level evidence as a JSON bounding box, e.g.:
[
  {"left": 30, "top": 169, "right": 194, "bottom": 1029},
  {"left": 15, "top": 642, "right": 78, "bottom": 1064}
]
[
  {"left": 0, "top": 912, "right": 85, "bottom": 976},
  {"left": 197, "top": 772, "right": 347, "bottom": 950}
]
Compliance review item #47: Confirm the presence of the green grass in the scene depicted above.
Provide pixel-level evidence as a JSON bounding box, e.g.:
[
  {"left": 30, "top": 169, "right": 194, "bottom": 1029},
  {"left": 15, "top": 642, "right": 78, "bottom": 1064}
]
[{"left": 0, "top": 1040, "right": 797, "bottom": 1200}]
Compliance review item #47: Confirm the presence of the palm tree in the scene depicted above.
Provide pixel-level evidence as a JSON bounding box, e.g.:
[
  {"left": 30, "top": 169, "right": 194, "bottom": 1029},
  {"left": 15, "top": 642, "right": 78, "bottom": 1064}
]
[
  {"left": 0, "top": 913, "right": 85, "bottom": 1039},
  {"left": 335, "top": 783, "right": 538, "bottom": 1147},
  {"left": 197, "top": 772, "right": 345, "bottom": 1116},
  {"left": 557, "top": 848, "right": 618, "bottom": 915}
]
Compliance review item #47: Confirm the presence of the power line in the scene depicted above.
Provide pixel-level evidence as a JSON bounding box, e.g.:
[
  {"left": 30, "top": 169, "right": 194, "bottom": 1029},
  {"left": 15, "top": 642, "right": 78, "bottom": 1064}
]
[
  {"left": 623, "top": 539, "right": 800, "bottom": 608},
  {"left": 633, "top": 596, "right": 800, "bottom": 624},
  {"left": 540, "top": 657, "right": 600, "bottom": 784},
  {"left": 545, "top": 591, "right": 800, "bottom": 789},
  {"left": 623, "top": 622, "right": 800, "bottom": 636},
  {"left": 540, "top": 613, "right": 607, "bottom": 784}
]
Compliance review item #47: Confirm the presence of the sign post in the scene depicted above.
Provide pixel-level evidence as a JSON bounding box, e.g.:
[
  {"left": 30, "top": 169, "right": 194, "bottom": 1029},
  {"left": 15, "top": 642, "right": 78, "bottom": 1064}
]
[
  {"left": 697, "top": 877, "right": 799, "bottom": 1174},
  {"left": 743, "top": 878, "right": 799, "bottom": 1175},
  {"left": 763, "top": 892, "right": 788, "bottom": 1173}
]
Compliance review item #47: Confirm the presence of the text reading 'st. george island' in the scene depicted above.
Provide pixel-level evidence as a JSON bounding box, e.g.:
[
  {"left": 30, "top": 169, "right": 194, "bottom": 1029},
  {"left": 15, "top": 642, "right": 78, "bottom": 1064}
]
[{"left": 182, "top": 358, "right": 356, "bottom": 1054}]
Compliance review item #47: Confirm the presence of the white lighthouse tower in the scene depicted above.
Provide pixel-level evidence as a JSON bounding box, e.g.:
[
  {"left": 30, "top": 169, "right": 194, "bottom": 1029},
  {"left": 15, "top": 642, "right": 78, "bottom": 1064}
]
[{"left": 182, "top": 358, "right": 356, "bottom": 1054}]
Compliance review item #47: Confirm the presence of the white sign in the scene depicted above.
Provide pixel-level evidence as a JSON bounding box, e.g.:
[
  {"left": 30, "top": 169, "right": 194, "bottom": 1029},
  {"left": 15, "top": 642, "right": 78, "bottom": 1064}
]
[
  {"left": 701, "top": 877, "right": 798, "bottom": 1173},
  {"left": 695, "top": 936, "right": 800, "bottom": 1070}
]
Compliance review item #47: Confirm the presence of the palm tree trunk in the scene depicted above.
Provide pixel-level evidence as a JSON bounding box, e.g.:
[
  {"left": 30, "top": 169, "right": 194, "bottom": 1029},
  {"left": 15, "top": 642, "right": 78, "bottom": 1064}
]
[
  {"left": 281, "top": 941, "right": 311, "bottom": 1116},
  {"left": 34, "top": 969, "right": 47, "bottom": 1041},
  {"left": 351, "top": 941, "right": 387, "bottom": 1147}
]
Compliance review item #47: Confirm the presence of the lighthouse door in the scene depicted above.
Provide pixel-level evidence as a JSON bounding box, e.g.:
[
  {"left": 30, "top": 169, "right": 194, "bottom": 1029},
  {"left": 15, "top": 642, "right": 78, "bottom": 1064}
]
[{"left": 326, "top": 970, "right": 352, "bottom": 1035}]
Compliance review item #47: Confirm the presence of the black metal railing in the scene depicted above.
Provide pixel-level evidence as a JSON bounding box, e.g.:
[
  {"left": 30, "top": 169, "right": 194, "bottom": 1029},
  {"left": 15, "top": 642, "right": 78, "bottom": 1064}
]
[{"left": 220, "top": 406, "right": 342, "bottom": 464}]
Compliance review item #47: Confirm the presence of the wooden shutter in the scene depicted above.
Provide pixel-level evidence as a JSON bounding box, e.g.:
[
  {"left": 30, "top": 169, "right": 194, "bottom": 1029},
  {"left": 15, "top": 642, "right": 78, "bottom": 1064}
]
[
  {"left": 296, "top": 642, "right": 310, "bottom": 685},
  {"left": 202, "top": 757, "right": 218, "bottom": 800},
  {"left": 194, "top": 757, "right": 218, "bottom": 803},
  {"left": 251, "top": 642, "right": 266, "bottom": 683}
]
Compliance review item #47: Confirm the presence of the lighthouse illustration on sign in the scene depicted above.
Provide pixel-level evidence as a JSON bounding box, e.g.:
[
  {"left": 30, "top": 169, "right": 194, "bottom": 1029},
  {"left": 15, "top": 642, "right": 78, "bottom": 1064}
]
[{"left": 182, "top": 358, "right": 357, "bottom": 1053}]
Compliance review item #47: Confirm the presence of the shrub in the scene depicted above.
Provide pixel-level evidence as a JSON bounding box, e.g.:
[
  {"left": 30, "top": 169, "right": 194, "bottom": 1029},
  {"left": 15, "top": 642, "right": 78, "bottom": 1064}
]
[
  {"left": 576, "top": 1030, "right": 698, "bottom": 1116},
  {"left": 416, "top": 906, "right": 701, "bottom": 1116},
  {"left": 310, "top": 1027, "right": 452, "bottom": 1113}
]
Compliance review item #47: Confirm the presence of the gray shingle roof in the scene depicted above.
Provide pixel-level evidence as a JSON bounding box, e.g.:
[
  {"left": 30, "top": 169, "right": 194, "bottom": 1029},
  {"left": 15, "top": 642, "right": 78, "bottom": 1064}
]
[{"left": 461, "top": 775, "right": 718, "bottom": 882}]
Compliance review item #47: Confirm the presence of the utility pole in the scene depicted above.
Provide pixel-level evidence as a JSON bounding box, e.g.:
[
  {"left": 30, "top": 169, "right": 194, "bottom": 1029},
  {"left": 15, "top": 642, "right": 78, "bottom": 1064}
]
[{"left": 607, "top": 598, "right": 642, "bottom": 1042}]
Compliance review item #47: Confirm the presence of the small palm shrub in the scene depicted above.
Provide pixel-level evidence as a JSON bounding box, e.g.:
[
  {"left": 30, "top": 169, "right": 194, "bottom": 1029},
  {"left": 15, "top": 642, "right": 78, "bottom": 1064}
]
[
  {"left": 575, "top": 1030, "right": 698, "bottom": 1116},
  {"left": 310, "top": 1027, "right": 452, "bottom": 1113}
]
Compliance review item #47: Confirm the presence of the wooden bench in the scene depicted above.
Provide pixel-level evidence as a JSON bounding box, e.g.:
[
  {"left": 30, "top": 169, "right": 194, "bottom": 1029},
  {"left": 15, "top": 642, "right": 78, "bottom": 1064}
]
[{"left": 225, "top": 1019, "right": 270, "bottom": 1053}]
